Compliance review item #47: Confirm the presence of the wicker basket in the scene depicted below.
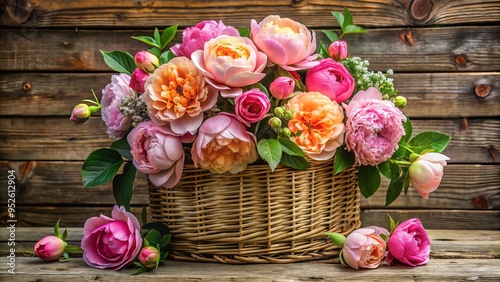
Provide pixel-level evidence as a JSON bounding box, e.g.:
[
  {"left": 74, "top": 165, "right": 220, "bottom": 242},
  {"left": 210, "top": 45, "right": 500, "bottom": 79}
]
[{"left": 148, "top": 160, "right": 360, "bottom": 264}]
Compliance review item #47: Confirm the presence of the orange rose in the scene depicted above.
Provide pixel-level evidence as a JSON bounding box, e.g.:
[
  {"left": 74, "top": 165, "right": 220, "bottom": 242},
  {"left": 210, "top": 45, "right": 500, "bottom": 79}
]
[{"left": 286, "top": 92, "right": 344, "bottom": 160}]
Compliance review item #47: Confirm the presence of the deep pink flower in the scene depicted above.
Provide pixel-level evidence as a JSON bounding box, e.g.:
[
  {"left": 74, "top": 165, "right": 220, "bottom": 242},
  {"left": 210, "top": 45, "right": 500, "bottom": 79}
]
[
  {"left": 342, "top": 228, "right": 386, "bottom": 269},
  {"left": 34, "top": 236, "right": 66, "bottom": 262},
  {"left": 128, "top": 121, "right": 185, "bottom": 188},
  {"left": 81, "top": 206, "right": 142, "bottom": 270},
  {"left": 234, "top": 89, "right": 271, "bottom": 125},
  {"left": 129, "top": 68, "right": 149, "bottom": 94},
  {"left": 387, "top": 218, "right": 431, "bottom": 266},
  {"left": 171, "top": 20, "right": 239, "bottom": 59},
  {"left": 134, "top": 50, "right": 159, "bottom": 73},
  {"left": 328, "top": 40, "right": 348, "bottom": 61},
  {"left": 343, "top": 87, "right": 406, "bottom": 166},
  {"left": 269, "top": 77, "right": 295, "bottom": 99},
  {"left": 409, "top": 153, "right": 450, "bottom": 199},
  {"left": 305, "top": 58, "right": 355, "bottom": 103},
  {"left": 101, "top": 74, "right": 135, "bottom": 139}
]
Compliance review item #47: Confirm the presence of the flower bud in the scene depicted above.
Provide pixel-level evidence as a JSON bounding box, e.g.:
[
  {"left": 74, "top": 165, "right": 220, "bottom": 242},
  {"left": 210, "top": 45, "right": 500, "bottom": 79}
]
[
  {"left": 134, "top": 50, "right": 159, "bottom": 73},
  {"left": 138, "top": 246, "right": 160, "bottom": 269},
  {"left": 34, "top": 236, "right": 66, "bottom": 262},
  {"left": 280, "top": 127, "right": 291, "bottom": 138},
  {"left": 328, "top": 40, "right": 348, "bottom": 61},
  {"left": 269, "top": 77, "right": 295, "bottom": 100},
  {"left": 409, "top": 152, "right": 450, "bottom": 199},
  {"left": 284, "top": 109, "right": 294, "bottom": 120},
  {"left": 394, "top": 96, "right": 407, "bottom": 109},
  {"left": 273, "top": 106, "right": 285, "bottom": 118},
  {"left": 70, "top": 103, "right": 91, "bottom": 124},
  {"left": 268, "top": 117, "right": 282, "bottom": 129}
]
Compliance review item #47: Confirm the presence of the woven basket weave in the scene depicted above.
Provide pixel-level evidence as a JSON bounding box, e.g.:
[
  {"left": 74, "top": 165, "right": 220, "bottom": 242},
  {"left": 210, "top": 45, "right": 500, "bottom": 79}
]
[{"left": 148, "top": 160, "right": 360, "bottom": 264}]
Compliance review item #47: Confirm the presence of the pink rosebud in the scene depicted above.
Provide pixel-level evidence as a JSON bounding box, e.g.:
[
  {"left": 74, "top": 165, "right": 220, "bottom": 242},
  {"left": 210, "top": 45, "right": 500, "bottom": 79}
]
[
  {"left": 269, "top": 77, "right": 295, "bottom": 99},
  {"left": 134, "top": 50, "right": 159, "bottom": 73},
  {"left": 70, "top": 103, "right": 91, "bottom": 124},
  {"left": 328, "top": 40, "right": 348, "bottom": 61},
  {"left": 387, "top": 218, "right": 431, "bottom": 266},
  {"left": 234, "top": 89, "right": 271, "bottom": 124},
  {"left": 409, "top": 152, "right": 450, "bottom": 199},
  {"left": 129, "top": 68, "right": 149, "bottom": 94},
  {"left": 138, "top": 246, "right": 160, "bottom": 269},
  {"left": 305, "top": 58, "right": 355, "bottom": 103},
  {"left": 342, "top": 228, "right": 386, "bottom": 269},
  {"left": 34, "top": 235, "right": 66, "bottom": 262}
]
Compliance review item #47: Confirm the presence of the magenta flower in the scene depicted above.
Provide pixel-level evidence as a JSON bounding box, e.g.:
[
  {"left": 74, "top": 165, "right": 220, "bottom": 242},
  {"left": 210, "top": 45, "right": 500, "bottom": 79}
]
[
  {"left": 129, "top": 68, "right": 149, "bottom": 94},
  {"left": 305, "top": 58, "right": 355, "bottom": 103},
  {"left": 343, "top": 87, "right": 406, "bottom": 166},
  {"left": 128, "top": 121, "right": 185, "bottom": 188},
  {"left": 101, "top": 74, "right": 135, "bottom": 139},
  {"left": 409, "top": 152, "right": 450, "bottom": 199},
  {"left": 234, "top": 88, "right": 271, "bottom": 125},
  {"left": 138, "top": 246, "right": 160, "bottom": 269},
  {"left": 342, "top": 228, "right": 386, "bottom": 269},
  {"left": 387, "top": 218, "right": 431, "bottom": 266},
  {"left": 269, "top": 76, "right": 295, "bottom": 99},
  {"left": 328, "top": 40, "right": 348, "bottom": 61},
  {"left": 171, "top": 20, "right": 239, "bottom": 59},
  {"left": 81, "top": 205, "right": 142, "bottom": 270},
  {"left": 34, "top": 236, "right": 66, "bottom": 262}
]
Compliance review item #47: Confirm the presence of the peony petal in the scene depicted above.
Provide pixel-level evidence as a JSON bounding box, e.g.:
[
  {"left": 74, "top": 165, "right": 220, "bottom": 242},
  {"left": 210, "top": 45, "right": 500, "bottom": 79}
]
[
  {"left": 344, "top": 233, "right": 368, "bottom": 249},
  {"left": 111, "top": 205, "right": 141, "bottom": 231},
  {"left": 342, "top": 247, "right": 360, "bottom": 269},
  {"left": 83, "top": 216, "right": 113, "bottom": 236},
  {"left": 170, "top": 113, "right": 204, "bottom": 136}
]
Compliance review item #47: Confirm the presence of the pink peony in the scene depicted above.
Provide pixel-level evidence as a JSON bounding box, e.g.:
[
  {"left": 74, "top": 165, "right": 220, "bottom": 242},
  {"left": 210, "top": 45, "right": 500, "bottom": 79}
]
[
  {"left": 34, "top": 236, "right": 66, "bottom": 262},
  {"left": 269, "top": 76, "right": 295, "bottom": 99},
  {"left": 387, "top": 218, "right": 431, "bottom": 266},
  {"left": 129, "top": 68, "right": 149, "bottom": 94},
  {"left": 171, "top": 20, "right": 239, "bottom": 59},
  {"left": 409, "top": 152, "right": 450, "bottom": 199},
  {"left": 343, "top": 87, "right": 406, "bottom": 166},
  {"left": 250, "top": 15, "right": 318, "bottom": 71},
  {"left": 191, "top": 114, "right": 258, "bottom": 174},
  {"left": 128, "top": 121, "right": 185, "bottom": 188},
  {"left": 328, "top": 40, "right": 348, "bottom": 61},
  {"left": 191, "top": 35, "right": 267, "bottom": 98},
  {"left": 81, "top": 205, "right": 142, "bottom": 270},
  {"left": 134, "top": 50, "right": 159, "bottom": 73},
  {"left": 234, "top": 88, "right": 271, "bottom": 125},
  {"left": 305, "top": 58, "right": 355, "bottom": 103},
  {"left": 101, "top": 73, "right": 135, "bottom": 139},
  {"left": 342, "top": 228, "right": 387, "bottom": 269}
]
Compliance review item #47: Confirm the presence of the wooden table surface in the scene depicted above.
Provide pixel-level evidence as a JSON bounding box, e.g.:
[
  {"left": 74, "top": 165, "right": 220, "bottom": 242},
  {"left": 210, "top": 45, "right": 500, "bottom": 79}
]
[{"left": 1, "top": 228, "right": 499, "bottom": 281}]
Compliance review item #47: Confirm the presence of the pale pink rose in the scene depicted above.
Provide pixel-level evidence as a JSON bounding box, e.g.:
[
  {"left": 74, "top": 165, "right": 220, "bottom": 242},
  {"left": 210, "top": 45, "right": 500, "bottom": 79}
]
[
  {"left": 128, "top": 121, "right": 185, "bottom": 188},
  {"left": 328, "top": 40, "right": 348, "bottom": 61},
  {"left": 387, "top": 218, "right": 431, "bottom": 266},
  {"left": 70, "top": 103, "right": 91, "bottom": 124},
  {"left": 191, "top": 114, "right": 258, "bottom": 174},
  {"left": 250, "top": 15, "right": 318, "bottom": 71},
  {"left": 81, "top": 205, "right": 142, "bottom": 270},
  {"left": 134, "top": 50, "right": 159, "bottom": 73},
  {"left": 143, "top": 56, "right": 218, "bottom": 135},
  {"left": 342, "top": 228, "right": 386, "bottom": 269},
  {"left": 129, "top": 68, "right": 149, "bottom": 94},
  {"left": 305, "top": 58, "right": 355, "bottom": 103},
  {"left": 101, "top": 74, "right": 135, "bottom": 139},
  {"left": 343, "top": 87, "right": 406, "bottom": 166},
  {"left": 191, "top": 35, "right": 267, "bottom": 98},
  {"left": 234, "top": 88, "right": 271, "bottom": 125},
  {"left": 138, "top": 246, "right": 160, "bottom": 269},
  {"left": 409, "top": 153, "right": 450, "bottom": 199},
  {"left": 34, "top": 236, "right": 66, "bottom": 262},
  {"left": 269, "top": 76, "right": 295, "bottom": 99},
  {"left": 171, "top": 20, "right": 239, "bottom": 59}
]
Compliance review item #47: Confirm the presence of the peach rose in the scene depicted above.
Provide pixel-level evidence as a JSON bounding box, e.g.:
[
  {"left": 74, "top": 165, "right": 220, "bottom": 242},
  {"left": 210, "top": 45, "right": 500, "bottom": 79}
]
[
  {"left": 191, "top": 35, "right": 267, "bottom": 98},
  {"left": 342, "top": 228, "right": 387, "bottom": 269},
  {"left": 142, "top": 57, "right": 218, "bottom": 135},
  {"left": 286, "top": 92, "right": 344, "bottom": 160}
]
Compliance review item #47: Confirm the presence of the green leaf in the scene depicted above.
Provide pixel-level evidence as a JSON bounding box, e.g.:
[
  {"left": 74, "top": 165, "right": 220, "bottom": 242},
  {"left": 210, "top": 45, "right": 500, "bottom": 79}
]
[
  {"left": 343, "top": 25, "right": 367, "bottom": 34},
  {"left": 331, "top": 11, "right": 344, "bottom": 28},
  {"left": 110, "top": 136, "right": 133, "bottom": 160},
  {"left": 153, "top": 28, "right": 161, "bottom": 46},
  {"left": 257, "top": 139, "right": 282, "bottom": 172},
  {"left": 322, "top": 30, "right": 339, "bottom": 43},
  {"left": 278, "top": 137, "right": 305, "bottom": 157},
  {"left": 408, "top": 132, "right": 451, "bottom": 154},
  {"left": 388, "top": 214, "right": 397, "bottom": 233},
  {"left": 112, "top": 162, "right": 136, "bottom": 211},
  {"left": 250, "top": 83, "right": 269, "bottom": 96},
  {"left": 385, "top": 171, "right": 406, "bottom": 206},
  {"left": 238, "top": 27, "right": 250, "bottom": 38},
  {"left": 148, "top": 46, "right": 161, "bottom": 58},
  {"left": 142, "top": 222, "right": 170, "bottom": 236},
  {"left": 159, "top": 234, "right": 171, "bottom": 249},
  {"left": 54, "top": 219, "right": 61, "bottom": 238},
  {"left": 342, "top": 7, "right": 353, "bottom": 30},
  {"left": 377, "top": 161, "right": 392, "bottom": 179},
  {"left": 339, "top": 250, "right": 348, "bottom": 268},
  {"left": 133, "top": 266, "right": 151, "bottom": 275},
  {"left": 317, "top": 41, "right": 330, "bottom": 59},
  {"left": 160, "top": 25, "right": 178, "bottom": 49},
  {"left": 82, "top": 148, "right": 124, "bottom": 188},
  {"left": 100, "top": 50, "right": 136, "bottom": 75},
  {"left": 358, "top": 165, "right": 381, "bottom": 198},
  {"left": 159, "top": 50, "right": 175, "bottom": 65},
  {"left": 59, "top": 253, "right": 71, "bottom": 263},
  {"left": 62, "top": 228, "right": 68, "bottom": 241},
  {"left": 131, "top": 36, "right": 160, "bottom": 48},
  {"left": 391, "top": 141, "right": 408, "bottom": 158},
  {"left": 403, "top": 171, "right": 411, "bottom": 194},
  {"left": 160, "top": 251, "right": 168, "bottom": 262},
  {"left": 145, "top": 229, "right": 162, "bottom": 247},
  {"left": 401, "top": 116, "right": 412, "bottom": 143},
  {"left": 334, "top": 146, "right": 356, "bottom": 174},
  {"left": 326, "top": 232, "right": 346, "bottom": 247},
  {"left": 64, "top": 244, "right": 83, "bottom": 253},
  {"left": 280, "top": 154, "right": 310, "bottom": 170}
]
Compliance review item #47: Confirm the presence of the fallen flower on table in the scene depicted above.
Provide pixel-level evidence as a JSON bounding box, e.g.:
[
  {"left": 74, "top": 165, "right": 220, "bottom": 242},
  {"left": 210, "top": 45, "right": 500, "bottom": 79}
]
[{"left": 34, "top": 219, "right": 82, "bottom": 262}]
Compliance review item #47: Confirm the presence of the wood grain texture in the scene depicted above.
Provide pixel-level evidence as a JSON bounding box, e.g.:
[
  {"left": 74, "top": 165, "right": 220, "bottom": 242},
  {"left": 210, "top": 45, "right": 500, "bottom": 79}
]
[
  {"left": 1, "top": 72, "right": 498, "bottom": 118},
  {"left": 1, "top": 0, "right": 499, "bottom": 27},
  {"left": 2, "top": 26, "right": 499, "bottom": 72}
]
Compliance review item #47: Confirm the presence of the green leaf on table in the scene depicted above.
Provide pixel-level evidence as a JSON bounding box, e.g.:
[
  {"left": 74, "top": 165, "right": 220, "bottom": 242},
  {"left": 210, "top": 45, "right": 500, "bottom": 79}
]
[
  {"left": 408, "top": 132, "right": 451, "bottom": 154},
  {"left": 54, "top": 219, "right": 61, "bottom": 238},
  {"left": 280, "top": 153, "right": 310, "bottom": 170},
  {"left": 331, "top": 11, "right": 344, "bottom": 28},
  {"left": 238, "top": 27, "right": 250, "bottom": 38},
  {"left": 145, "top": 229, "right": 162, "bottom": 247},
  {"left": 326, "top": 232, "right": 346, "bottom": 247},
  {"left": 82, "top": 148, "right": 124, "bottom": 188},
  {"left": 112, "top": 161, "right": 136, "bottom": 211},
  {"left": 322, "top": 30, "right": 339, "bottom": 43},
  {"left": 159, "top": 50, "right": 175, "bottom": 65},
  {"left": 358, "top": 165, "right": 381, "bottom": 198},
  {"left": 159, "top": 234, "right": 171, "bottom": 249},
  {"left": 334, "top": 146, "right": 355, "bottom": 174},
  {"left": 257, "top": 139, "right": 282, "bottom": 172},
  {"left": 342, "top": 7, "right": 353, "bottom": 30},
  {"left": 160, "top": 25, "right": 178, "bottom": 49},
  {"left": 64, "top": 244, "right": 83, "bottom": 253},
  {"left": 110, "top": 136, "right": 133, "bottom": 160},
  {"left": 100, "top": 50, "right": 136, "bottom": 75},
  {"left": 278, "top": 137, "right": 305, "bottom": 157}
]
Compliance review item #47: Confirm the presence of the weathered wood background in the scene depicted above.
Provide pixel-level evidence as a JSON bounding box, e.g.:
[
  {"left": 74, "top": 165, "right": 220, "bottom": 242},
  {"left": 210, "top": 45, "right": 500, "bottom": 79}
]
[{"left": 0, "top": 0, "right": 499, "bottom": 230}]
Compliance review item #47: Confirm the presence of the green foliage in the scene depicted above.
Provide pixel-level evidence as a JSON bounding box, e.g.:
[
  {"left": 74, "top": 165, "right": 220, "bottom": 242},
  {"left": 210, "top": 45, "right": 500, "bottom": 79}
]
[
  {"left": 100, "top": 51, "right": 136, "bottom": 75},
  {"left": 334, "top": 146, "right": 355, "bottom": 175},
  {"left": 358, "top": 165, "right": 381, "bottom": 198},
  {"left": 326, "top": 232, "right": 346, "bottom": 247},
  {"left": 257, "top": 139, "right": 282, "bottom": 171},
  {"left": 238, "top": 27, "right": 251, "bottom": 38},
  {"left": 110, "top": 136, "right": 133, "bottom": 160},
  {"left": 112, "top": 162, "right": 136, "bottom": 211},
  {"left": 408, "top": 132, "right": 451, "bottom": 154},
  {"left": 81, "top": 149, "right": 124, "bottom": 188}
]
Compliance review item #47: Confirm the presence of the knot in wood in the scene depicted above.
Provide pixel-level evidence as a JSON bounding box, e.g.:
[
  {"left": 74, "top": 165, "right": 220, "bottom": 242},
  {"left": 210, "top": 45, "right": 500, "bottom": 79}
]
[
  {"left": 22, "top": 82, "right": 32, "bottom": 91},
  {"left": 472, "top": 196, "right": 489, "bottom": 209},
  {"left": 410, "top": 0, "right": 433, "bottom": 24},
  {"left": 291, "top": 0, "right": 308, "bottom": 8},
  {"left": 474, "top": 84, "right": 491, "bottom": 98},
  {"left": 2, "top": 0, "right": 35, "bottom": 26},
  {"left": 400, "top": 28, "right": 415, "bottom": 46},
  {"left": 454, "top": 54, "right": 468, "bottom": 68}
]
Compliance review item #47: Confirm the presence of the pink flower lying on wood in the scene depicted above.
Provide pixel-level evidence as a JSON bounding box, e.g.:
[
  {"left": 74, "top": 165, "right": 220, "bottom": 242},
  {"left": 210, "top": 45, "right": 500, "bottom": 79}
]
[
  {"left": 342, "top": 228, "right": 387, "bottom": 269},
  {"left": 34, "top": 236, "right": 66, "bottom": 262},
  {"left": 387, "top": 218, "right": 431, "bottom": 266}
]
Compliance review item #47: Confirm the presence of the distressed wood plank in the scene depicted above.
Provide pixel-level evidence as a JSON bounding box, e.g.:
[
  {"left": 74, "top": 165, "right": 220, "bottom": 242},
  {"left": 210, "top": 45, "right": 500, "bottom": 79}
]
[
  {"left": 1, "top": 117, "right": 498, "bottom": 163},
  {"left": 0, "top": 161, "right": 498, "bottom": 210},
  {"left": 2, "top": 0, "right": 499, "bottom": 28},
  {"left": 2, "top": 26, "right": 500, "bottom": 72},
  {"left": 1, "top": 72, "right": 498, "bottom": 118}
]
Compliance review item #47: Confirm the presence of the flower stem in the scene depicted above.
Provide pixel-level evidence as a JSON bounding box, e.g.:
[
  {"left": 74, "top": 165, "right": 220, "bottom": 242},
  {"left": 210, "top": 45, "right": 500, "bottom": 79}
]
[{"left": 390, "top": 160, "right": 412, "bottom": 166}]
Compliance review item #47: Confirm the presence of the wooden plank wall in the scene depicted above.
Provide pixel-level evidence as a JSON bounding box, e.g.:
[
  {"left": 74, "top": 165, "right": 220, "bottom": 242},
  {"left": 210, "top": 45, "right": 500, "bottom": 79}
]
[{"left": 0, "top": 0, "right": 499, "bottom": 230}]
